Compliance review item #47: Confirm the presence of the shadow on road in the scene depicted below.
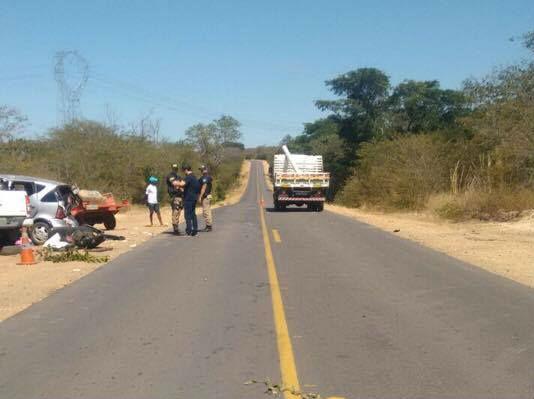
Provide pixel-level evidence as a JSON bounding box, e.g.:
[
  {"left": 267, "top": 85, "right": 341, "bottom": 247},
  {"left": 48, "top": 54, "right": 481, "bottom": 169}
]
[{"left": 265, "top": 207, "right": 313, "bottom": 213}]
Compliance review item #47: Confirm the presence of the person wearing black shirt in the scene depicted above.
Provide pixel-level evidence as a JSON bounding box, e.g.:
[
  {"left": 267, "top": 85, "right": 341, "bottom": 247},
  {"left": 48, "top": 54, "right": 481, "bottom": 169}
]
[
  {"left": 176, "top": 165, "right": 200, "bottom": 236},
  {"left": 198, "top": 165, "right": 213, "bottom": 232},
  {"left": 166, "top": 163, "right": 184, "bottom": 235}
]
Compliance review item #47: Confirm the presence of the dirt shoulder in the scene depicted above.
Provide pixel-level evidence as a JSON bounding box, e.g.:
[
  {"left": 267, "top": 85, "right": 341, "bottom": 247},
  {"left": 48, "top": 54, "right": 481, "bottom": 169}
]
[
  {"left": 326, "top": 204, "right": 534, "bottom": 288},
  {"left": 0, "top": 161, "right": 251, "bottom": 322}
]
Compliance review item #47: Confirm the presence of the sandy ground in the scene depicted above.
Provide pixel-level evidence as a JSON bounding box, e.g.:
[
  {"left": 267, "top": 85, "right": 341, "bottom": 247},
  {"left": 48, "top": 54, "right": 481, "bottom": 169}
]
[
  {"left": 0, "top": 161, "right": 251, "bottom": 322},
  {"left": 326, "top": 204, "right": 534, "bottom": 288}
]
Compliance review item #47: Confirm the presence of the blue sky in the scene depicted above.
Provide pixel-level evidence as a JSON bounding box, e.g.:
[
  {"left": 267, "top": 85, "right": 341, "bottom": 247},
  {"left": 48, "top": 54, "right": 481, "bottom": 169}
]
[{"left": 1, "top": 0, "right": 533, "bottom": 146}]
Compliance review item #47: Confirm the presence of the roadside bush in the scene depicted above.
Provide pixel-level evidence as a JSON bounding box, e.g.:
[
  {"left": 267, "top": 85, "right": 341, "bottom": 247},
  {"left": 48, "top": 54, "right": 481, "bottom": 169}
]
[
  {"left": 336, "top": 134, "right": 452, "bottom": 209},
  {"left": 0, "top": 120, "right": 243, "bottom": 204},
  {"left": 211, "top": 156, "right": 244, "bottom": 202}
]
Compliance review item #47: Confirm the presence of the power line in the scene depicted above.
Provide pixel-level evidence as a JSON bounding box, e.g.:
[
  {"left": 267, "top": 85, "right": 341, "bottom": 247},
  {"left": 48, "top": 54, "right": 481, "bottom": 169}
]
[
  {"left": 88, "top": 71, "right": 304, "bottom": 133},
  {"left": 0, "top": 73, "right": 45, "bottom": 82}
]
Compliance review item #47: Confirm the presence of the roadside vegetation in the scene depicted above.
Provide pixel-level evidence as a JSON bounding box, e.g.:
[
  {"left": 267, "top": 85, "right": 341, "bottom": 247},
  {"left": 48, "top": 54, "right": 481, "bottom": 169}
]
[
  {"left": 0, "top": 114, "right": 244, "bottom": 203},
  {"left": 278, "top": 30, "right": 534, "bottom": 220}
]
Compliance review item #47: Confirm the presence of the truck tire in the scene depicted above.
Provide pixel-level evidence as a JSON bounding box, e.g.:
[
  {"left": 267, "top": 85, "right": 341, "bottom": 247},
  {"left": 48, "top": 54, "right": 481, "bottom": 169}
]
[
  {"left": 308, "top": 203, "right": 324, "bottom": 212},
  {"left": 103, "top": 214, "right": 117, "bottom": 230}
]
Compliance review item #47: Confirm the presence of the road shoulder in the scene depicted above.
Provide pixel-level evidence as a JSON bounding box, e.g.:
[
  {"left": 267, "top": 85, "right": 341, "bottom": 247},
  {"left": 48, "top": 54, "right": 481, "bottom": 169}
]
[{"left": 326, "top": 204, "right": 534, "bottom": 288}]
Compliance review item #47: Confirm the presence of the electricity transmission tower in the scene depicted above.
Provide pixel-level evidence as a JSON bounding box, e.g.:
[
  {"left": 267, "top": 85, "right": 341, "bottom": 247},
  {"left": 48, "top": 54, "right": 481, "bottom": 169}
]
[{"left": 54, "top": 51, "right": 89, "bottom": 124}]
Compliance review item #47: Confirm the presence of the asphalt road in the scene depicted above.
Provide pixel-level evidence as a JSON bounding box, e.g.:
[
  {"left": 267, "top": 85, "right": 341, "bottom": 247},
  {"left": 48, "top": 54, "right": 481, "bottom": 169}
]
[{"left": 2, "top": 160, "right": 534, "bottom": 398}]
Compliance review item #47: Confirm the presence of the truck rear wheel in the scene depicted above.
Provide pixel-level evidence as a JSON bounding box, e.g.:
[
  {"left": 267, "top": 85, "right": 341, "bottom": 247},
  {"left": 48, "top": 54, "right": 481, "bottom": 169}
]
[
  {"left": 274, "top": 202, "right": 286, "bottom": 211},
  {"left": 308, "top": 203, "right": 324, "bottom": 212}
]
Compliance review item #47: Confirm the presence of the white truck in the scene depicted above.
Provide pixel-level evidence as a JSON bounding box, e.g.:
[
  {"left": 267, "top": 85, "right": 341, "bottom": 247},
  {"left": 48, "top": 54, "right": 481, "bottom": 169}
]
[
  {"left": 0, "top": 180, "right": 30, "bottom": 243},
  {"left": 272, "top": 145, "right": 330, "bottom": 211}
]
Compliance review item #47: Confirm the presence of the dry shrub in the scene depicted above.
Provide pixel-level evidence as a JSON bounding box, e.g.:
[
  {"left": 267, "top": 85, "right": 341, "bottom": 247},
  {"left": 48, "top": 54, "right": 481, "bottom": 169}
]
[
  {"left": 428, "top": 189, "right": 534, "bottom": 221},
  {"left": 336, "top": 134, "right": 452, "bottom": 209}
]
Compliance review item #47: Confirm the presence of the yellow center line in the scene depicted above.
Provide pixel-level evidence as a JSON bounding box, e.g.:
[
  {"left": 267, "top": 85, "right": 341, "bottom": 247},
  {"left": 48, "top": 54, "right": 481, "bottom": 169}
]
[
  {"left": 272, "top": 229, "right": 282, "bottom": 243},
  {"left": 256, "top": 165, "right": 301, "bottom": 399}
]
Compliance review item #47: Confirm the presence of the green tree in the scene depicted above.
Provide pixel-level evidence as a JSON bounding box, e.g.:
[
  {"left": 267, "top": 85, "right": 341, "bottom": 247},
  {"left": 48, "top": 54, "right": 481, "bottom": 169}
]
[
  {"left": 315, "top": 68, "right": 390, "bottom": 143},
  {"left": 185, "top": 122, "right": 219, "bottom": 162},
  {"left": 388, "top": 80, "right": 468, "bottom": 134},
  {"left": 214, "top": 115, "right": 242, "bottom": 144},
  {"left": 523, "top": 30, "right": 534, "bottom": 53},
  {"left": 0, "top": 106, "right": 27, "bottom": 142},
  {"left": 185, "top": 115, "right": 243, "bottom": 170}
]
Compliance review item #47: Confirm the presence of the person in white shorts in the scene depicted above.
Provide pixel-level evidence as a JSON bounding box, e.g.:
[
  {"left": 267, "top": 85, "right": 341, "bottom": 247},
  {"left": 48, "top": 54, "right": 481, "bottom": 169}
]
[{"left": 145, "top": 176, "right": 165, "bottom": 227}]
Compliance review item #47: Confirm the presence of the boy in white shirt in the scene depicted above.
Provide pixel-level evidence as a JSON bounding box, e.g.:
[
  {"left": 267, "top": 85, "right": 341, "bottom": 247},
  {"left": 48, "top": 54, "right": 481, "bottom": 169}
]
[{"left": 145, "top": 176, "right": 165, "bottom": 227}]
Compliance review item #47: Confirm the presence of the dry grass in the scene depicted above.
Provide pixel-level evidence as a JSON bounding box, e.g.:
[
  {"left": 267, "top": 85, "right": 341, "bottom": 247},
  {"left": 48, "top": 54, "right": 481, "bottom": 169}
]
[
  {"left": 428, "top": 189, "right": 534, "bottom": 221},
  {"left": 218, "top": 160, "right": 251, "bottom": 205},
  {"left": 262, "top": 160, "right": 274, "bottom": 191}
]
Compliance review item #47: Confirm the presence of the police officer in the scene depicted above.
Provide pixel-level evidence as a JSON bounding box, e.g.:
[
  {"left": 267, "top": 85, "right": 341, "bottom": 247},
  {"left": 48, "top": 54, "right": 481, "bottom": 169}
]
[
  {"left": 198, "top": 165, "right": 213, "bottom": 232},
  {"left": 166, "top": 163, "right": 184, "bottom": 235},
  {"left": 176, "top": 164, "right": 200, "bottom": 236}
]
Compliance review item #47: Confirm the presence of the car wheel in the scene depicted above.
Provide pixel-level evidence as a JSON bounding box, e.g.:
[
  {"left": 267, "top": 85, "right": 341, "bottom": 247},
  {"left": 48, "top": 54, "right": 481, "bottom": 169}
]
[{"left": 30, "top": 221, "right": 52, "bottom": 245}]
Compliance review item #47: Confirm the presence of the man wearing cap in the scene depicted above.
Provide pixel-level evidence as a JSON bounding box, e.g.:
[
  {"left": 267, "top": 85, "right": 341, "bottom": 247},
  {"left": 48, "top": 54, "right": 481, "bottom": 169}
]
[
  {"left": 175, "top": 164, "right": 200, "bottom": 236},
  {"left": 198, "top": 165, "right": 213, "bottom": 232},
  {"left": 166, "top": 163, "right": 184, "bottom": 235}
]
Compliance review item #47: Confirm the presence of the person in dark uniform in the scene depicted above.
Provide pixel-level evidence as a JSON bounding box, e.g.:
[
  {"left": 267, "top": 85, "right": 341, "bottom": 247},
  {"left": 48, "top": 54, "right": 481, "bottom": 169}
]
[
  {"left": 198, "top": 165, "right": 213, "bottom": 232},
  {"left": 176, "top": 164, "right": 200, "bottom": 236},
  {"left": 166, "top": 163, "right": 184, "bottom": 235}
]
